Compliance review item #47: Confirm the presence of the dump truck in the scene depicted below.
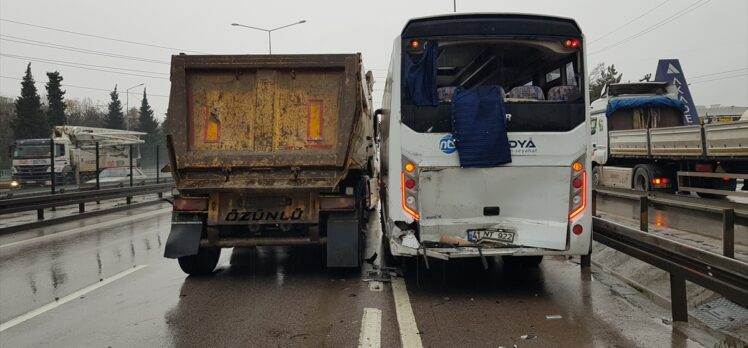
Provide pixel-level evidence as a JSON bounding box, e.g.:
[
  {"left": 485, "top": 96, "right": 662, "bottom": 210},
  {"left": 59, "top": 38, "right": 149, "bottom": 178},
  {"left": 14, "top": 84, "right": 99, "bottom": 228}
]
[
  {"left": 10, "top": 126, "right": 144, "bottom": 188},
  {"left": 163, "top": 54, "right": 377, "bottom": 275}
]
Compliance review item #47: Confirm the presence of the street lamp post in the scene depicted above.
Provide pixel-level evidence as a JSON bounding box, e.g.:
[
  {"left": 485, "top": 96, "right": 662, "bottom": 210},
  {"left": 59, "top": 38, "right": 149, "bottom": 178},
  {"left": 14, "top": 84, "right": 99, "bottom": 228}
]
[
  {"left": 125, "top": 83, "right": 144, "bottom": 130},
  {"left": 231, "top": 20, "right": 307, "bottom": 54}
]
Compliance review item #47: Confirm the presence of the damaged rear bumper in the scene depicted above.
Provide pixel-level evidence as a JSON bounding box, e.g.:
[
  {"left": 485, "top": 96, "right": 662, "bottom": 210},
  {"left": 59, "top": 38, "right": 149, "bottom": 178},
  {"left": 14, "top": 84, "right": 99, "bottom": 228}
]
[{"left": 387, "top": 226, "right": 570, "bottom": 260}]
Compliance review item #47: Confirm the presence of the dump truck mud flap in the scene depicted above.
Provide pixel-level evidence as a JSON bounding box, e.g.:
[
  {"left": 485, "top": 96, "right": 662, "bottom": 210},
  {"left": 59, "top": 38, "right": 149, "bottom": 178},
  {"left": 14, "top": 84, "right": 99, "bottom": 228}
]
[
  {"left": 164, "top": 222, "right": 203, "bottom": 258},
  {"left": 326, "top": 212, "right": 362, "bottom": 268}
]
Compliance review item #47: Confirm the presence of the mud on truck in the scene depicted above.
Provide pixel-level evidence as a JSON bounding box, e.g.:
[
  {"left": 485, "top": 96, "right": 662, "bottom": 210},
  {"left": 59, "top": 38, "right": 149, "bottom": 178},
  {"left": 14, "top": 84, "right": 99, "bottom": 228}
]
[{"left": 163, "top": 54, "right": 377, "bottom": 275}]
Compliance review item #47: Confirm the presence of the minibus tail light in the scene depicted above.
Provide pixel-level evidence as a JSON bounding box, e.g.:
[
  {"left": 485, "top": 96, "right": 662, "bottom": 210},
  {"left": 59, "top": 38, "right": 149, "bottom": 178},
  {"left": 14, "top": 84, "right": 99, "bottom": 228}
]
[
  {"left": 564, "top": 39, "right": 580, "bottom": 48},
  {"left": 401, "top": 157, "right": 420, "bottom": 220},
  {"left": 572, "top": 224, "right": 583, "bottom": 235},
  {"left": 569, "top": 157, "right": 587, "bottom": 220},
  {"left": 405, "top": 178, "right": 416, "bottom": 189}
]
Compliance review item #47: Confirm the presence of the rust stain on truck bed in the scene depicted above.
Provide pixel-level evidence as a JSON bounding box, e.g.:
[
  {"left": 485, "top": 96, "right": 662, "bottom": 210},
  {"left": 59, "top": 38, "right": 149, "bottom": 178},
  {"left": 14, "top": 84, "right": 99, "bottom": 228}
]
[{"left": 187, "top": 69, "right": 341, "bottom": 154}]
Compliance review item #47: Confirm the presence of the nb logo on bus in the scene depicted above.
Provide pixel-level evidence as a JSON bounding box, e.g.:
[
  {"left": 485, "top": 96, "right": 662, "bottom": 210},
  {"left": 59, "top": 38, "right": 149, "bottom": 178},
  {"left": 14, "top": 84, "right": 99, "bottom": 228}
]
[{"left": 439, "top": 134, "right": 456, "bottom": 154}]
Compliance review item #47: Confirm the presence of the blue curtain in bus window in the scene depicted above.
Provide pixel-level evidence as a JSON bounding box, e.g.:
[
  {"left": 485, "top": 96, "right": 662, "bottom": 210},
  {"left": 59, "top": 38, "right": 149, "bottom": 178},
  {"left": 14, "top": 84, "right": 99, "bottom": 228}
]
[
  {"left": 405, "top": 41, "right": 438, "bottom": 106},
  {"left": 451, "top": 86, "right": 511, "bottom": 167}
]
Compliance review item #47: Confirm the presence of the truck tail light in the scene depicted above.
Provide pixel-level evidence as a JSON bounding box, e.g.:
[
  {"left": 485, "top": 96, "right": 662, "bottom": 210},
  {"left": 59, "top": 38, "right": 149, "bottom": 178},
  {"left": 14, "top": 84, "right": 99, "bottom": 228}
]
[
  {"left": 569, "top": 157, "right": 587, "bottom": 220},
  {"left": 651, "top": 177, "right": 672, "bottom": 188},
  {"left": 173, "top": 197, "right": 208, "bottom": 212},
  {"left": 319, "top": 196, "right": 356, "bottom": 211},
  {"left": 401, "top": 156, "right": 419, "bottom": 220}
]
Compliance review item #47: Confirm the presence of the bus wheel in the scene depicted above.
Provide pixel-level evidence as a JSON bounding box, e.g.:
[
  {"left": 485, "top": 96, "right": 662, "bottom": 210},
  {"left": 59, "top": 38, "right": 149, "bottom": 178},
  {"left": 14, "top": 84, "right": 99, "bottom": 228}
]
[
  {"left": 379, "top": 210, "right": 403, "bottom": 267},
  {"left": 381, "top": 233, "right": 402, "bottom": 267},
  {"left": 502, "top": 255, "right": 543, "bottom": 267},
  {"left": 178, "top": 247, "right": 220, "bottom": 275}
]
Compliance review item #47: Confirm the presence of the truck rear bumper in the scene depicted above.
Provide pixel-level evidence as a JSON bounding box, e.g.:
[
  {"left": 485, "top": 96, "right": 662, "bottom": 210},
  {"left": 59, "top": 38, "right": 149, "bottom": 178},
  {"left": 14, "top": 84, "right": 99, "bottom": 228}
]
[{"left": 198, "top": 237, "right": 326, "bottom": 247}]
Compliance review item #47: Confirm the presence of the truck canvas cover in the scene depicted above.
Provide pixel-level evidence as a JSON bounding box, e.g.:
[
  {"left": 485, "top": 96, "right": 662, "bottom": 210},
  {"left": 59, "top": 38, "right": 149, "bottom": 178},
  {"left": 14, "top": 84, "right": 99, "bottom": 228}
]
[
  {"left": 167, "top": 54, "right": 371, "bottom": 192},
  {"left": 605, "top": 96, "right": 686, "bottom": 117}
]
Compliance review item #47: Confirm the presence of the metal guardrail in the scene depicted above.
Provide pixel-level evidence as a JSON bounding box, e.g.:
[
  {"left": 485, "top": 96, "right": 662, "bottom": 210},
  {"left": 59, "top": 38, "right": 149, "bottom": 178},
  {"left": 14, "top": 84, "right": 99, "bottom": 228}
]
[
  {"left": 0, "top": 183, "right": 173, "bottom": 220},
  {"left": 0, "top": 169, "right": 10, "bottom": 178},
  {"left": 593, "top": 188, "right": 747, "bottom": 258},
  {"left": 591, "top": 188, "right": 748, "bottom": 323},
  {"left": 677, "top": 171, "right": 748, "bottom": 198},
  {"left": 1, "top": 177, "right": 173, "bottom": 200},
  {"left": 594, "top": 186, "right": 748, "bottom": 215},
  {"left": 592, "top": 216, "right": 748, "bottom": 322}
]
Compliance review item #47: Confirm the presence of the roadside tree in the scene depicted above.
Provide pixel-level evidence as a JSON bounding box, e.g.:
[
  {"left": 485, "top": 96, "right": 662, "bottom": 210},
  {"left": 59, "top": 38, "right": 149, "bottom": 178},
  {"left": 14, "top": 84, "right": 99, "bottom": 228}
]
[
  {"left": 136, "top": 89, "right": 161, "bottom": 146},
  {"left": 104, "top": 85, "right": 125, "bottom": 129},
  {"left": 12, "top": 63, "right": 48, "bottom": 139},
  {"left": 45, "top": 71, "right": 67, "bottom": 126},
  {"left": 589, "top": 62, "right": 622, "bottom": 101}
]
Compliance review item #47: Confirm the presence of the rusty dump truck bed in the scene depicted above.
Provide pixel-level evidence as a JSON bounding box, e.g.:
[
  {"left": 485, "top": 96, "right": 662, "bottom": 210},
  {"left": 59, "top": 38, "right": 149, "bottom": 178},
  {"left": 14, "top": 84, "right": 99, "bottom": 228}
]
[{"left": 167, "top": 54, "right": 373, "bottom": 193}]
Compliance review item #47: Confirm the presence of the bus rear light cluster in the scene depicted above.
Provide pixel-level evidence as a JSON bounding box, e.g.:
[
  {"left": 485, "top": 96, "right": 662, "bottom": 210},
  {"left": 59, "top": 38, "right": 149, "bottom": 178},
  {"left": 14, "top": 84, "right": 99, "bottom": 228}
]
[
  {"left": 564, "top": 38, "right": 580, "bottom": 48},
  {"left": 569, "top": 159, "right": 587, "bottom": 220},
  {"left": 401, "top": 157, "right": 420, "bottom": 220},
  {"left": 405, "top": 178, "right": 416, "bottom": 189}
]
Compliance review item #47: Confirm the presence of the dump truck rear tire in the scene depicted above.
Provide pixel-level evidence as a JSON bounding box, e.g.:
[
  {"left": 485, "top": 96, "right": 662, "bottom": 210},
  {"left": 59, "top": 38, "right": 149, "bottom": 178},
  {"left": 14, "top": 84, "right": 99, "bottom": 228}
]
[{"left": 177, "top": 247, "right": 220, "bottom": 275}]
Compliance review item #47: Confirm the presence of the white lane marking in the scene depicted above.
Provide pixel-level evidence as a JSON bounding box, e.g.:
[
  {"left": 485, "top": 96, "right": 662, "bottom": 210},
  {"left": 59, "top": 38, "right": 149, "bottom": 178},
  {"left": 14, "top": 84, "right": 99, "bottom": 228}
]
[
  {"left": 391, "top": 277, "right": 423, "bottom": 348},
  {"left": 0, "top": 265, "right": 147, "bottom": 332},
  {"left": 358, "top": 307, "right": 382, "bottom": 348},
  {"left": 368, "top": 281, "right": 384, "bottom": 292},
  {"left": 0, "top": 207, "right": 170, "bottom": 250}
]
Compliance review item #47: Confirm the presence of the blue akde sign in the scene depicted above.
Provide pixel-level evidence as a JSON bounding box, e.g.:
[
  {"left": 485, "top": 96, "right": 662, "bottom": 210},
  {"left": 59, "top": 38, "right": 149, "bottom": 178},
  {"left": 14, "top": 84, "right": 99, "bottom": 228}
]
[{"left": 654, "top": 59, "right": 699, "bottom": 125}]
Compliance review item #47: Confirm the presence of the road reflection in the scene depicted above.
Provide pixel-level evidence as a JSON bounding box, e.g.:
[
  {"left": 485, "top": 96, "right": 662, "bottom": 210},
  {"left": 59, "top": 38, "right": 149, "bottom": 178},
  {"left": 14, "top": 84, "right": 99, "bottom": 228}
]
[{"left": 164, "top": 245, "right": 358, "bottom": 348}]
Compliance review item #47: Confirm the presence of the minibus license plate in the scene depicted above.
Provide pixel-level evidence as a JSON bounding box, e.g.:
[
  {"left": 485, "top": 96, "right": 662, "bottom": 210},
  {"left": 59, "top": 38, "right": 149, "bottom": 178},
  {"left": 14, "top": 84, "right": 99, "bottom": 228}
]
[{"left": 466, "top": 229, "right": 515, "bottom": 243}]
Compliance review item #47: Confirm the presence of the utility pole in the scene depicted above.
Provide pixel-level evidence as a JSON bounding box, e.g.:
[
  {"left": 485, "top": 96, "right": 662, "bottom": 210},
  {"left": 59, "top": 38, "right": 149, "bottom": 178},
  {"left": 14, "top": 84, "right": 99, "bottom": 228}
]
[
  {"left": 125, "top": 83, "right": 144, "bottom": 130},
  {"left": 231, "top": 20, "right": 307, "bottom": 54}
]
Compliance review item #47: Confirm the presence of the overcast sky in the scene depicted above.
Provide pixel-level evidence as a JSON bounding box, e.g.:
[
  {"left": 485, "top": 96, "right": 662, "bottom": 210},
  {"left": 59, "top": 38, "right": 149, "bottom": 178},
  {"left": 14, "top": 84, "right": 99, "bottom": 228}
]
[{"left": 0, "top": 0, "right": 746, "bottom": 121}]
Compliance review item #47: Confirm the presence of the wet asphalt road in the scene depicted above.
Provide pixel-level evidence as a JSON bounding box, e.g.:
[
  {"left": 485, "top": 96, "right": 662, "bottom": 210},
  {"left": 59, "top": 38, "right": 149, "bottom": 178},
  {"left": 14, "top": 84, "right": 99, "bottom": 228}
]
[{"left": 0, "top": 200, "right": 722, "bottom": 347}]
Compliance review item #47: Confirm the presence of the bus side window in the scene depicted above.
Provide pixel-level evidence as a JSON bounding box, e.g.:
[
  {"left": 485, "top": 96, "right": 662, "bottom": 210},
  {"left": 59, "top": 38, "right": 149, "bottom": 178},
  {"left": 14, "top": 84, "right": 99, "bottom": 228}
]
[{"left": 545, "top": 68, "right": 561, "bottom": 83}]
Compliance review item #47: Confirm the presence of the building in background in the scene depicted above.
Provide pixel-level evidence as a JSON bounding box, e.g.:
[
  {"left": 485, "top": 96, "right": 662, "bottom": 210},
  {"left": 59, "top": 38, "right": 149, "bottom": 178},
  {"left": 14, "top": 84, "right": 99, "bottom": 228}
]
[{"left": 697, "top": 104, "right": 748, "bottom": 123}]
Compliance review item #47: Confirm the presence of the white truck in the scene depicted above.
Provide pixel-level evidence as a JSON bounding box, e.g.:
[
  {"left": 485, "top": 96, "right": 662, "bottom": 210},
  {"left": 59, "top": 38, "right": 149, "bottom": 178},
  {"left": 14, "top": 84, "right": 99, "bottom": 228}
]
[
  {"left": 590, "top": 82, "right": 748, "bottom": 197},
  {"left": 10, "top": 126, "right": 144, "bottom": 187}
]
